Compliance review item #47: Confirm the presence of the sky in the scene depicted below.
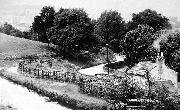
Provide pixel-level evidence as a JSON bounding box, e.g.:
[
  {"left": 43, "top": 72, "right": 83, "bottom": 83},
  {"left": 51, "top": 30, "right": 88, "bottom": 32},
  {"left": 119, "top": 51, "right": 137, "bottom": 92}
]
[{"left": 0, "top": 0, "right": 180, "bottom": 30}]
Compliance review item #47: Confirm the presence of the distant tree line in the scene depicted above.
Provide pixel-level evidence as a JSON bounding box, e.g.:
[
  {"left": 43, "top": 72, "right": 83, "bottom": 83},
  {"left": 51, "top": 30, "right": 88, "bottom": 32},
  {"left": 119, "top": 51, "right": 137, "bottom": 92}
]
[
  {"left": 0, "top": 22, "right": 23, "bottom": 37},
  {"left": 0, "top": 6, "right": 172, "bottom": 68},
  {"left": 0, "top": 22, "right": 34, "bottom": 39}
]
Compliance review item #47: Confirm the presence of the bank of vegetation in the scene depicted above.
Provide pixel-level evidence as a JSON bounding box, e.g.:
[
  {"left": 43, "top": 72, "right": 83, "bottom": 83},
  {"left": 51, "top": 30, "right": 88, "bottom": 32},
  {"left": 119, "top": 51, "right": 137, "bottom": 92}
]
[{"left": 0, "top": 69, "right": 111, "bottom": 110}]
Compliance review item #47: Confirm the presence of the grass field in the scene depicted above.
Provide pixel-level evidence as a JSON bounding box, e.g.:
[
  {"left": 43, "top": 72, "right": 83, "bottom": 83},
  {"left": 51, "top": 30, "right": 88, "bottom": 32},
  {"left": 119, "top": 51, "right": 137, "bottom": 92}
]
[{"left": 0, "top": 33, "right": 54, "bottom": 59}]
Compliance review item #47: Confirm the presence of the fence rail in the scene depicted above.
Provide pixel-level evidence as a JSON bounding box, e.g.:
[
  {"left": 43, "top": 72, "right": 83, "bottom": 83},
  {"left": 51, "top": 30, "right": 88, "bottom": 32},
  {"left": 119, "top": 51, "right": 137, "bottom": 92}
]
[{"left": 18, "top": 62, "right": 77, "bottom": 83}]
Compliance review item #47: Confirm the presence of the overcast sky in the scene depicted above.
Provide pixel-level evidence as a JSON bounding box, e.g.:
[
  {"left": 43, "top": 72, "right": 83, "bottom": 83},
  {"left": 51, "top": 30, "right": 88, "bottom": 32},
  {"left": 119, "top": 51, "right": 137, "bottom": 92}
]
[{"left": 0, "top": 0, "right": 180, "bottom": 30}]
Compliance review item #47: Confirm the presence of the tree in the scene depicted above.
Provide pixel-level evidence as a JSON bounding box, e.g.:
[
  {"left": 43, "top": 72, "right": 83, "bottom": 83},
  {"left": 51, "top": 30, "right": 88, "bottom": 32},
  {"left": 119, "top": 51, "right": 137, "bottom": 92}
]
[
  {"left": 120, "top": 24, "right": 157, "bottom": 67},
  {"left": 22, "top": 28, "right": 35, "bottom": 40},
  {"left": 32, "top": 6, "right": 55, "bottom": 43},
  {"left": 0, "top": 22, "right": 13, "bottom": 35},
  {"left": 160, "top": 31, "right": 180, "bottom": 81},
  {"left": 48, "top": 8, "right": 96, "bottom": 57},
  {"left": 127, "top": 9, "right": 172, "bottom": 32},
  {"left": 94, "top": 10, "right": 126, "bottom": 53}
]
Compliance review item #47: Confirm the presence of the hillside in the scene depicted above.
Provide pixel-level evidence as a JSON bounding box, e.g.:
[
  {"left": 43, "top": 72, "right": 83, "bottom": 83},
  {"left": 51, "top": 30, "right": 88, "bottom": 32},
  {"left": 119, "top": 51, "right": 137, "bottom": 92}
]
[{"left": 0, "top": 33, "right": 54, "bottom": 59}]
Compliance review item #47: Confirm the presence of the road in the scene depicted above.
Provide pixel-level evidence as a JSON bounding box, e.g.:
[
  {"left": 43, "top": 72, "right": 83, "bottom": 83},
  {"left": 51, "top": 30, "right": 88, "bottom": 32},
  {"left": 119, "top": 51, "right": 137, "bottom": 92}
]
[
  {"left": 79, "top": 55, "right": 125, "bottom": 76},
  {"left": 0, "top": 67, "right": 71, "bottom": 110}
]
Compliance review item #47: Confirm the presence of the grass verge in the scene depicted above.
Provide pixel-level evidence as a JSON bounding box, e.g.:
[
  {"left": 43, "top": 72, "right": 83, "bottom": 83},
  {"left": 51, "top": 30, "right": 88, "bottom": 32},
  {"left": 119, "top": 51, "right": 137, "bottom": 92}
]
[{"left": 0, "top": 69, "right": 110, "bottom": 110}]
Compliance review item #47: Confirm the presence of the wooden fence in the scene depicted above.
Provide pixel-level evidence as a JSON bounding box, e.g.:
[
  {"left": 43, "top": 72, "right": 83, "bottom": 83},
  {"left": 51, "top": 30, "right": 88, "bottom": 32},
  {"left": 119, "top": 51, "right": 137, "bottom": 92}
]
[{"left": 18, "top": 62, "right": 78, "bottom": 83}]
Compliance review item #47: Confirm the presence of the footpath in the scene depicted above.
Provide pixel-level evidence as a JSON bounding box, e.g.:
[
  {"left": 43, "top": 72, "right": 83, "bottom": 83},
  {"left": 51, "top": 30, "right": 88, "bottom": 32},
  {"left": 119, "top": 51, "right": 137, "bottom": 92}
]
[{"left": 0, "top": 67, "right": 71, "bottom": 110}]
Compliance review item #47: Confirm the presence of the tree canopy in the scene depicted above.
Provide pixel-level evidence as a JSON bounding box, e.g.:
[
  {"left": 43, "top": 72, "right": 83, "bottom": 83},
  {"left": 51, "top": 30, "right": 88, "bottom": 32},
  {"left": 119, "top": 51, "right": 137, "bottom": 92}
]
[
  {"left": 120, "top": 24, "right": 157, "bottom": 67},
  {"left": 127, "top": 9, "right": 171, "bottom": 32},
  {"left": 94, "top": 10, "right": 126, "bottom": 52},
  {"left": 47, "top": 8, "right": 97, "bottom": 57},
  {"left": 32, "top": 6, "right": 55, "bottom": 43},
  {"left": 160, "top": 31, "right": 180, "bottom": 80}
]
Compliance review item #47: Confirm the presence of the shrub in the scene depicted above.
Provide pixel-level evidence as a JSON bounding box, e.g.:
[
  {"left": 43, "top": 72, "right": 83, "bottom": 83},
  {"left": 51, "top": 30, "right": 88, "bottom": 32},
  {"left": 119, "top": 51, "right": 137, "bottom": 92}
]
[{"left": 79, "top": 74, "right": 145, "bottom": 104}]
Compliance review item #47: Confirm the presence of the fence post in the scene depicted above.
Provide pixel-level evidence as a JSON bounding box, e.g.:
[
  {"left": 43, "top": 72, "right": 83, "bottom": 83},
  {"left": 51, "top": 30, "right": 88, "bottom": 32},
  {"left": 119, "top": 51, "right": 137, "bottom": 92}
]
[
  {"left": 34, "top": 68, "right": 36, "bottom": 76},
  {"left": 22, "top": 65, "right": 24, "bottom": 74},
  {"left": 18, "top": 62, "right": 21, "bottom": 71},
  {"left": 52, "top": 71, "right": 55, "bottom": 80},
  {"left": 42, "top": 70, "right": 44, "bottom": 78},
  {"left": 64, "top": 73, "right": 66, "bottom": 82},
  {"left": 50, "top": 71, "right": 53, "bottom": 79},
  {"left": 18, "top": 62, "right": 22, "bottom": 74},
  {"left": 37, "top": 69, "right": 39, "bottom": 77},
  {"left": 48, "top": 71, "right": 50, "bottom": 79},
  {"left": 55, "top": 71, "right": 58, "bottom": 80},
  {"left": 65, "top": 72, "right": 69, "bottom": 82},
  {"left": 72, "top": 73, "right": 76, "bottom": 83},
  {"left": 25, "top": 67, "right": 27, "bottom": 73},
  {"left": 23, "top": 67, "right": 25, "bottom": 73},
  {"left": 29, "top": 68, "right": 31, "bottom": 75},
  {"left": 21, "top": 64, "right": 23, "bottom": 73}
]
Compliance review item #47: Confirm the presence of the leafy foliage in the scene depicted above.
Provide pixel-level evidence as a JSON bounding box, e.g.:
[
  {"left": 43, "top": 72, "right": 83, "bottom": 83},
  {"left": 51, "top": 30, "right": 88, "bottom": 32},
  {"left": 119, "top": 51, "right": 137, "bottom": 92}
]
[
  {"left": 48, "top": 8, "right": 97, "bottom": 57},
  {"left": 127, "top": 9, "right": 172, "bottom": 32},
  {"left": 160, "top": 31, "right": 180, "bottom": 81},
  {"left": 144, "top": 81, "right": 180, "bottom": 110},
  {"left": 79, "top": 74, "right": 144, "bottom": 105},
  {"left": 94, "top": 10, "right": 126, "bottom": 52},
  {"left": 0, "top": 22, "right": 24, "bottom": 37},
  {"left": 120, "top": 24, "right": 157, "bottom": 67},
  {"left": 32, "top": 6, "right": 55, "bottom": 43}
]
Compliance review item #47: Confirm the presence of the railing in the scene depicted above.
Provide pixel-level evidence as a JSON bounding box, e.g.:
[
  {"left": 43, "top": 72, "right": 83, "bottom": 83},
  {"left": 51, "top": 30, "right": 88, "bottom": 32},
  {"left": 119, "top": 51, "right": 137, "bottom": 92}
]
[{"left": 18, "top": 62, "right": 78, "bottom": 83}]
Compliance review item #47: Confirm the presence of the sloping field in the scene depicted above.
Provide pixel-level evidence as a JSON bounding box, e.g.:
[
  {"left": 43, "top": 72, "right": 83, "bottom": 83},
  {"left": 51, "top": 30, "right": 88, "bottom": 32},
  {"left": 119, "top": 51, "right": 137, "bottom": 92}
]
[{"left": 0, "top": 33, "right": 53, "bottom": 59}]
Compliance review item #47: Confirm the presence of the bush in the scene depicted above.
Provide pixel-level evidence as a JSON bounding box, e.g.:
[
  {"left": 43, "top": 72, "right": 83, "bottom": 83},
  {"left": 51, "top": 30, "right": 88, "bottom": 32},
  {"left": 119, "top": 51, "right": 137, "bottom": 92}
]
[
  {"left": 143, "top": 82, "right": 180, "bottom": 110},
  {"left": 79, "top": 74, "right": 145, "bottom": 104}
]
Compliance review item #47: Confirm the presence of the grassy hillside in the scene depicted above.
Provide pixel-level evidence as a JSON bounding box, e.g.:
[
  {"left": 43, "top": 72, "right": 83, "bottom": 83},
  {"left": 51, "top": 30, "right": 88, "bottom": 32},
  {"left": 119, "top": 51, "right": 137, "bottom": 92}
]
[{"left": 0, "top": 33, "right": 54, "bottom": 59}]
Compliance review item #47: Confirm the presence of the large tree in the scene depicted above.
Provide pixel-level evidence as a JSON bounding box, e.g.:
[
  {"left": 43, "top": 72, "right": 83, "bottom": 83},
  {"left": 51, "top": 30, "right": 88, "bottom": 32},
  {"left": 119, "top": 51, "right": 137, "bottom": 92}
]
[
  {"left": 94, "top": 10, "right": 126, "bottom": 52},
  {"left": 48, "top": 8, "right": 96, "bottom": 57},
  {"left": 120, "top": 24, "right": 157, "bottom": 67},
  {"left": 32, "top": 6, "right": 55, "bottom": 43},
  {"left": 160, "top": 31, "right": 180, "bottom": 81},
  {"left": 127, "top": 9, "right": 171, "bottom": 32}
]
